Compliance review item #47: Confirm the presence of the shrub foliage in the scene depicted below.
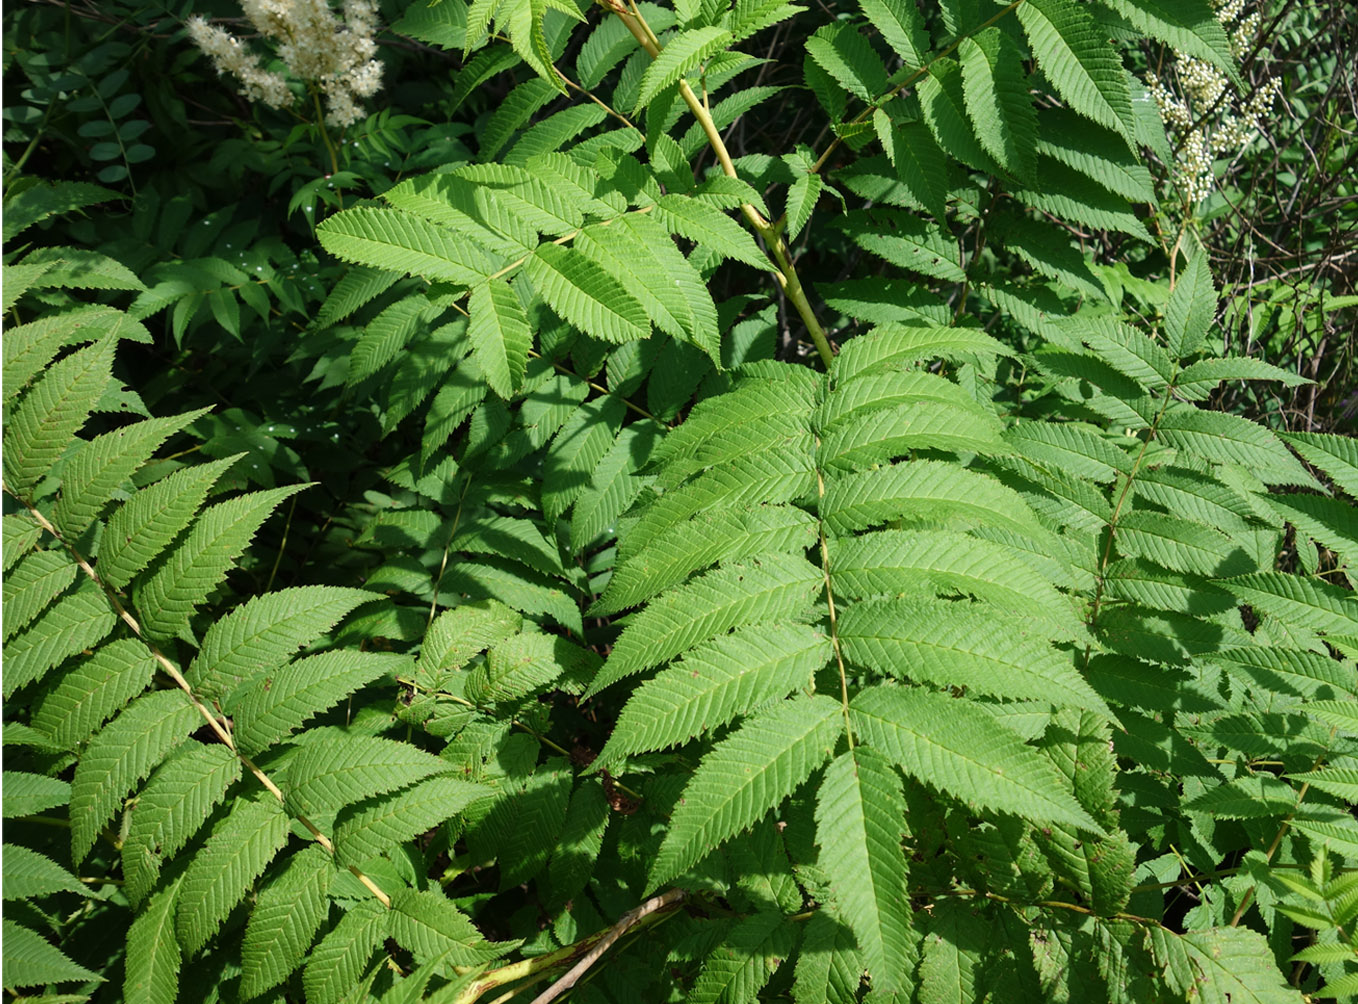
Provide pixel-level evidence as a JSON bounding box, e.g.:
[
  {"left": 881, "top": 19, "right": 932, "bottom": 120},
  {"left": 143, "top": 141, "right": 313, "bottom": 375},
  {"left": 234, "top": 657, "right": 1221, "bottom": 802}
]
[{"left": 3, "top": 0, "right": 1357, "bottom": 1002}]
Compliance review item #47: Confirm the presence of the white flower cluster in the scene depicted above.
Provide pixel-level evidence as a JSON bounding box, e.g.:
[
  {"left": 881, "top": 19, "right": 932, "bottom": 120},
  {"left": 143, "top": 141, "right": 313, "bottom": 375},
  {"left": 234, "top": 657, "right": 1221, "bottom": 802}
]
[
  {"left": 186, "top": 0, "right": 383, "bottom": 128},
  {"left": 1144, "top": 0, "right": 1281, "bottom": 205}
]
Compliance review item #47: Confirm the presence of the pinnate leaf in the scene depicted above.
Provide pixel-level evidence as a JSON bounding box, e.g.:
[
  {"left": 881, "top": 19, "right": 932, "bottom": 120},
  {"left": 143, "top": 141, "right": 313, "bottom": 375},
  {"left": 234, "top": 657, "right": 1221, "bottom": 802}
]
[
  {"left": 316, "top": 206, "right": 492, "bottom": 285},
  {"left": 285, "top": 734, "right": 453, "bottom": 816},
  {"left": 335, "top": 775, "right": 491, "bottom": 866},
  {"left": 1017, "top": 0, "right": 1135, "bottom": 141},
  {"left": 97, "top": 454, "right": 241, "bottom": 591},
  {"left": 635, "top": 26, "right": 732, "bottom": 111},
  {"left": 598, "top": 622, "right": 832, "bottom": 765},
  {"left": 124, "top": 882, "right": 179, "bottom": 1004},
  {"left": 135, "top": 483, "right": 309, "bottom": 643},
  {"left": 586, "top": 552, "right": 823, "bottom": 697},
  {"left": 959, "top": 30, "right": 1037, "bottom": 182},
  {"left": 232, "top": 650, "right": 409, "bottom": 755},
  {"left": 122, "top": 742, "right": 241, "bottom": 904},
  {"left": 4, "top": 336, "right": 116, "bottom": 493},
  {"left": 3, "top": 918, "right": 102, "bottom": 986}
]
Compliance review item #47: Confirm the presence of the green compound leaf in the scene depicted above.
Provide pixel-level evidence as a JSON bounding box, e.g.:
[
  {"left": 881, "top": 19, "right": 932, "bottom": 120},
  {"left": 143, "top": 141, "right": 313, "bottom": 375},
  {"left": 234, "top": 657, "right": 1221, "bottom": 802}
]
[
  {"left": 827, "top": 528, "right": 1082, "bottom": 639},
  {"left": 284, "top": 734, "right": 453, "bottom": 816},
  {"left": 3, "top": 577, "right": 116, "bottom": 697},
  {"left": 596, "top": 503, "right": 819, "bottom": 615},
  {"left": 575, "top": 215, "right": 718, "bottom": 358},
  {"left": 546, "top": 780, "right": 611, "bottom": 908},
  {"left": 418, "top": 602, "right": 523, "bottom": 683},
  {"left": 651, "top": 194, "right": 776, "bottom": 271},
  {"left": 466, "top": 630, "right": 599, "bottom": 704},
  {"left": 303, "top": 899, "right": 388, "bottom": 1004},
  {"left": 3, "top": 918, "right": 103, "bottom": 986},
  {"left": 847, "top": 214, "right": 966, "bottom": 282},
  {"left": 1165, "top": 251, "right": 1217, "bottom": 358},
  {"left": 1, "top": 845, "right": 89, "bottom": 901},
  {"left": 806, "top": 22, "right": 889, "bottom": 104},
  {"left": 52, "top": 408, "right": 210, "bottom": 537},
  {"left": 3, "top": 771, "right": 71, "bottom": 818},
  {"left": 232, "top": 650, "right": 409, "bottom": 755},
  {"left": 1100, "top": 0, "right": 1239, "bottom": 85},
  {"left": 959, "top": 29, "right": 1037, "bottom": 182},
  {"left": 831, "top": 324, "right": 1013, "bottom": 381},
  {"left": 3, "top": 180, "right": 120, "bottom": 242},
  {"left": 838, "top": 598, "right": 1108, "bottom": 715},
  {"left": 3, "top": 336, "right": 116, "bottom": 494},
  {"left": 97, "top": 454, "right": 241, "bottom": 591},
  {"left": 822, "top": 460, "right": 1046, "bottom": 539},
  {"left": 874, "top": 115, "right": 950, "bottom": 221},
  {"left": 1280, "top": 431, "right": 1358, "bottom": 498},
  {"left": 316, "top": 206, "right": 493, "bottom": 285},
  {"left": 859, "top": 0, "right": 925, "bottom": 66},
  {"left": 1115, "top": 511, "right": 1248, "bottom": 577},
  {"left": 622, "top": 449, "right": 817, "bottom": 562},
  {"left": 491, "top": 758, "right": 574, "bottom": 889},
  {"left": 1149, "top": 926, "right": 1302, "bottom": 1004},
  {"left": 794, "top": 907, "right": 865, "bottom": 1004},
  {"left": 1017, "top": 0, "right": 1135, "bottom": 142},
  {"left": 335, "top": 774, "right": 491, "bottom": 866},
  {"left": 597, "top": 622, "right": 832, "bottom": 765},
  {"left": 122, "top": 742, "right": 241, "bottom": 905},
  {"left": 2, "top": 512, "right": 42, "bottom": 572},
  {"left": 648, "top": 694, "right": 844, "bottom": 892},
  {"left": 688, "top": 911, "right": 796, "bottom": 1004},
  {"left": 1157, "top": 405, "right": 1317, "bottom": 487},
  {"left": 1221, "top": 572, "right": 1358, "bottom": 636},
  {"left": 389, "top": 888, "right": 518, "bottom": 968},
  {"left": 585, "top": 552, "right": 823, "bottom": 697},
  {"left": 917, "top": 899, "right": 986, "bottom": 1004},
  {"left": 125, "top": 881, "right": 179, "bottom": 1004},
  {"left": 543, "top": 394, "right": 627, "bottom": 522}
]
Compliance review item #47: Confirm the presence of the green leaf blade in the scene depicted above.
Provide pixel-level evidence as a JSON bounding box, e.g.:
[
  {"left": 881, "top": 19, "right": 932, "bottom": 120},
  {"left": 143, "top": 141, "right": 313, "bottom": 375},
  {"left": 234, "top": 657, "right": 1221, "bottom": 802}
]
[
  {"left": 815, "top": 747, "right": 915, "bottom": 992},
  {"left": 648, "top": 694, "right": 844, "bottom": 892},
  {"left": 850, "top": 685, "right": 1100, "bottom": 831},
  {"left": 524, "top": 242, "right": 650, "bottom": 343}
]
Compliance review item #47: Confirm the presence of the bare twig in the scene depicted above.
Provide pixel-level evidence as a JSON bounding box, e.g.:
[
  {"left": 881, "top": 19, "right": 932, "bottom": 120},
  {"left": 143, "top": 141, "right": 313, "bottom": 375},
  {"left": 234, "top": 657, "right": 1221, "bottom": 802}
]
[{"left": 528, "top": 889, "right": 687, "bottom": 1004}]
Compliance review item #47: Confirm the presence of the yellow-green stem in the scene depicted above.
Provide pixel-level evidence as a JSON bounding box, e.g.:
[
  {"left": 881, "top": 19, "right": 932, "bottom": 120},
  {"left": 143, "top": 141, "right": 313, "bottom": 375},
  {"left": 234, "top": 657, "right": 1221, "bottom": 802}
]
[
  {"left": 311, "top": 86, "right": 341, "bottom": 181},
  {"left": 607, "top": 1, "right": 835, "bottom": 367},
  {"left": 4, "top": 482, "right": 392, "bottom": 909},
  {"left": 453, "top": 888, "right": 685, "bottom": 1004}
]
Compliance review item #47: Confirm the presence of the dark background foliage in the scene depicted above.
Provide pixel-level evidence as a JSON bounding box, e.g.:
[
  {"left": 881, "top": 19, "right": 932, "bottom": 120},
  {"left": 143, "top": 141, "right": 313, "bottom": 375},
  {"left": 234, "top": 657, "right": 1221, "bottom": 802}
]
[{"left": 3, "top": 0, "right": 1356, "bottom": 1000}]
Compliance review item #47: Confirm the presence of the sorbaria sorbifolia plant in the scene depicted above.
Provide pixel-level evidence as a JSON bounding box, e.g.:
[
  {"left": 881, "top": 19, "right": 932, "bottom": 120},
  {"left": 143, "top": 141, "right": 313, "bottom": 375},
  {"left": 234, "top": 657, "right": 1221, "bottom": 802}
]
[{"left": 4, "top": 0, "right": 1357, "bottom": 1002}]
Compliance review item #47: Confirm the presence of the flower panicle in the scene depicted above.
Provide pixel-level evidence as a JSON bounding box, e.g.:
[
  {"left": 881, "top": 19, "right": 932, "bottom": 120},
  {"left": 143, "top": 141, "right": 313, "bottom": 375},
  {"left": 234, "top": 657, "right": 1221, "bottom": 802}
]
[
  {"left": 1145, "top": 0, "right": 1283, "bottom": 206},
  {"left": 187, "top": 0, "right": 383, "bottom": 128}
]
